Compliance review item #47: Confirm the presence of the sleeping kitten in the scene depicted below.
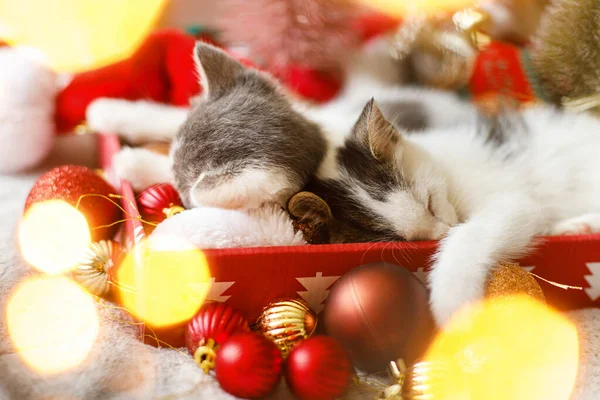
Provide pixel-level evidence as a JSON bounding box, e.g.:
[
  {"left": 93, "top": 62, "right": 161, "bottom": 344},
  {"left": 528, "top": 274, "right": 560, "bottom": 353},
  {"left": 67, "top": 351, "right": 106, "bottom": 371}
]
[
  {"left": 170, "top": 43, "right": 330, "bottom": 210},
  {"left": 291, "top": 98, "right": 600, "bottom": 326}
]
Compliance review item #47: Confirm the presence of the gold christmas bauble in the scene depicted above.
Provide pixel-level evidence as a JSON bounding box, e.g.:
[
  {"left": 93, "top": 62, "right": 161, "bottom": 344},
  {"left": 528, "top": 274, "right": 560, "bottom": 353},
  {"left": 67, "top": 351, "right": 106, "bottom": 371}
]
[
  {"left": 485, "top": 263, "right": 545, "bottom": 303},
  {"left": 256, "top": 299, "right": 317, "bottom": 356},
  {"left": 72, "top": 240, "right": 125, "bottom": 297},
  {"left": 400, "top": 360, "right": 451, "bottom": 400}
]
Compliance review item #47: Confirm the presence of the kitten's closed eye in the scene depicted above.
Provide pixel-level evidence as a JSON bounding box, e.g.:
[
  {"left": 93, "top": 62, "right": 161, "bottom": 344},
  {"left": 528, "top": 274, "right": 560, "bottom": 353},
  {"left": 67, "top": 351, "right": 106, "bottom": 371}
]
[{"left": 427, "top": 194, "right": 434, "bottom": 215}]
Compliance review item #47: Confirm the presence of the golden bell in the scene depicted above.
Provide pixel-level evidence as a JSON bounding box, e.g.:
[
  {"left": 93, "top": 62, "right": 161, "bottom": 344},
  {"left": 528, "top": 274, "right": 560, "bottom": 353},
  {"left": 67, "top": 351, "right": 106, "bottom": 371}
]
[{"left": 256, "top": 298, "right": 317, "bottom": 356}]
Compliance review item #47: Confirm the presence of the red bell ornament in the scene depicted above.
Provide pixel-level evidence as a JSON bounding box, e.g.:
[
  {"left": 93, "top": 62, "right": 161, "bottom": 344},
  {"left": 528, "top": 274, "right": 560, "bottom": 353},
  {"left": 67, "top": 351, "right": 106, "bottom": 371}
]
[{"left": 185, "top": 302, "right": 250, "bottom": 373}]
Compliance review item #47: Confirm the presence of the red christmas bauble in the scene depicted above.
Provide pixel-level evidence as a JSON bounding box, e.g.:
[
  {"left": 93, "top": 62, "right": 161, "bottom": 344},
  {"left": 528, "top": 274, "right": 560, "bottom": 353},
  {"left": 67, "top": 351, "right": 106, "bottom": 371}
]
[
  {"left": 24, "top": 165, "right": 122, "bottom": 241},
  {"left": 215, "top": 332, "right": 283, "bottom": 399},
  {"left": 285, "top": 336, "right": 353, "bottom": 400},
  {"left": 323, "top": 262, "right": 435, "bottom": 373},
  {"left": 185, "top": 302, "right": 250, "bottom": 372},
  {"left": 137, "top": 183, "right": 185, "bottom": 224}
]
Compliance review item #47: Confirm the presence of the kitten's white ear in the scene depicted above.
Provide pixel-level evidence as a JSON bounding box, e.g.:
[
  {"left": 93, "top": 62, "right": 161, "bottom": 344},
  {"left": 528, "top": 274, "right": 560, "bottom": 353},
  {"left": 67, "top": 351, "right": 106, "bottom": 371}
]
[
  {"left": 355, "top": 98, "right": 402, "bottom": 161},
  {"left": 194, "top": 42, "right": 245, "bottom": 100}
]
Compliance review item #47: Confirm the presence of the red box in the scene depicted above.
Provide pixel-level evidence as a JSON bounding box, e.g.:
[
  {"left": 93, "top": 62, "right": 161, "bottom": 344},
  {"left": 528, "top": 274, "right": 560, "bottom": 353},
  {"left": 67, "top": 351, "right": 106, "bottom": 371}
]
[{"left": 98, "top": 133, "right": 600, "bottom": 347}]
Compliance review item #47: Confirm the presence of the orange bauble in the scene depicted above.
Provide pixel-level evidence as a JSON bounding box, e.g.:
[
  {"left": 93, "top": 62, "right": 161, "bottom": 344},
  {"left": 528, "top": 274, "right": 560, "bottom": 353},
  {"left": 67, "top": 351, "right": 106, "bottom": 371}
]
[{"left": 24, "top": 165, "right": 122, "bottom": 240}]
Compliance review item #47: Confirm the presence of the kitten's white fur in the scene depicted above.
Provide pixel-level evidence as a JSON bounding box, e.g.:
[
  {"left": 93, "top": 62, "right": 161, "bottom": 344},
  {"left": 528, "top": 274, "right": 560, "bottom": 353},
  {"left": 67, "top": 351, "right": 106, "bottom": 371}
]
[{"left": 188, "top": 166, "right": 298, "bottom": 210}]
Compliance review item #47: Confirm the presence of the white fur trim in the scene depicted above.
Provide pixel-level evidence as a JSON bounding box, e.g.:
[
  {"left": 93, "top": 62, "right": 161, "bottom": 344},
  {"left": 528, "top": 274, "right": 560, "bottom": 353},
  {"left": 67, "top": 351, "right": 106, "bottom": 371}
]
[
  {"left": 0, "top": 47, "right": 57, "bottom": 172},
  {"left": 148, "top": 204, "right": 306, "bottom": 250}
]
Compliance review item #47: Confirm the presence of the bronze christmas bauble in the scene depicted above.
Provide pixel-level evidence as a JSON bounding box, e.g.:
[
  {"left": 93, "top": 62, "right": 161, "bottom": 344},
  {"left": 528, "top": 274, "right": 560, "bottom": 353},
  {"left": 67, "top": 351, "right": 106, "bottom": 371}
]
[{"left": 323, "top": 262, "right": 435, "bottom": 373}]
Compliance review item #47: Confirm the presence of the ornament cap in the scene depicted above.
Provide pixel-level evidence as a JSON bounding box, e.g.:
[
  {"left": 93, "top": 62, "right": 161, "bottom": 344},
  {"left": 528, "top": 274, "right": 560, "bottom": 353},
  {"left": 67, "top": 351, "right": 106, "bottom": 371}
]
[
  {"left": 163, "top": 205, "right": 185, "bottom": 218},
  {"left": 194, "top": 338, "right": 217, "bottom": 374}
]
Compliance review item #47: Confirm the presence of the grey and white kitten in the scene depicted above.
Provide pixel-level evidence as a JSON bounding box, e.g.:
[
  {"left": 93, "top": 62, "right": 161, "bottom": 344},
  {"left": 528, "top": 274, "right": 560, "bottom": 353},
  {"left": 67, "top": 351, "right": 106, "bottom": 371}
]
[
  {"left": 170, "top": 43, "right": 327, "bottom": 210},
  {"left": 292, "top": 97, "right": 600, "bottom": 326}
]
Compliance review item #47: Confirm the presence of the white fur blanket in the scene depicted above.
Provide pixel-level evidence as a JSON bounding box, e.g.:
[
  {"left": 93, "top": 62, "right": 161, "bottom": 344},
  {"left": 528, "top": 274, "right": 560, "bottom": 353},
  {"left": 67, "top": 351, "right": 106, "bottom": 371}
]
[{"left": 1, "top": 171, "right": 599, "bottom": 399}]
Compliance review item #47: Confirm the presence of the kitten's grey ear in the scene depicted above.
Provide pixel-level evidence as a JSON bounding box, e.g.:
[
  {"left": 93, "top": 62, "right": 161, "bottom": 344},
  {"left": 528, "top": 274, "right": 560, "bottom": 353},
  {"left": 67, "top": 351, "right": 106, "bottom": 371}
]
[
  {"left": 288, "top": 191, "right": 332, "bottom": 226},
  {"left": 194, "top": 42, "right": 245, "bottom": 99},
  {"left": 355, "top": 98, "right": 402, "bottom": 161}
]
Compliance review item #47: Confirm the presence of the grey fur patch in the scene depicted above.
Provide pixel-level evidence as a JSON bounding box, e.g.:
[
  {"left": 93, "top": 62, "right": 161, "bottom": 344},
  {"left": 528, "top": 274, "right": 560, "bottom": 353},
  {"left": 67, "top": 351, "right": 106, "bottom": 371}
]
[
  {"left": 172, "top": 44, "right": 326, "bottom": 207},
  {"left": 379, "top": 100, "right": 429, "bottom": 132},
  {"left": 478, "top": 109, "right": 530, "bottom": 150}
]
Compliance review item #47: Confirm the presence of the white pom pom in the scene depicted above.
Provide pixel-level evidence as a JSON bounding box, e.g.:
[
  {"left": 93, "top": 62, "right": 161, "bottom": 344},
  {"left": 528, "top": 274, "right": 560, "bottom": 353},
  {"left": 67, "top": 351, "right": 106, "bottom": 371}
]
[
  {"left": 0, "top": 47, "right": 58, "bottom": 173},
  {"left": 148, "top": 204, "right": 307, "bottom": 250}
]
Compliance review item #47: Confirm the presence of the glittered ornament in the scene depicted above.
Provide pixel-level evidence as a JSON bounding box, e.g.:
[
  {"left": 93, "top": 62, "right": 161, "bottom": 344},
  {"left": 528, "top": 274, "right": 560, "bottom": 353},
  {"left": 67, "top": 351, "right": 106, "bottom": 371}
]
[
  {"left": 185, "top": 302, "right": 250, "bottom": 373},
  {"left": 24, "top": 165, "right": 122, "bottom": 240},
  {"left": 486, "top": 262, "right": 545, "bottom": 303},
  {"left": 137, "top": 183, "right": 185, "bottom": 225},
  {"left": 285, "top": 336, "right": 353, "bottom": 400},
  {"left": 256, "top": 298, "right": 317, "bottom": 355},
  {"left": 215, "top": 332, "right": 283, "bottom": 399},
  {"left": 72, "top": 240, "right": 125, "bottom": 297},
  {"left": 323, "top": 262, "right": 435, "bottom": 373}
]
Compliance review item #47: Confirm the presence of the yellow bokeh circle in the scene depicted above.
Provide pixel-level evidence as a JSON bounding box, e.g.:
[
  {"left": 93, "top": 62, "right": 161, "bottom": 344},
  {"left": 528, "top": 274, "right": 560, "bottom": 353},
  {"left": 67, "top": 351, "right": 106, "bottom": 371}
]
[
  {"left": 7, "top": 276, "right": 100, "bottom": 375},
  {"left": 0, "top": 0, "right": 167, "bottom": 72},
  {"left": 424, "top": 295, "right": 579, "bottom": 400},
  {"left": 116, "top": 240, "right": 211, "bottom": 328},
  {"left": 19, "top": 200, "right": 91, "bottom": 275},
  {"left": 358, "top": 0, "right": 475, "bottom": 17}
]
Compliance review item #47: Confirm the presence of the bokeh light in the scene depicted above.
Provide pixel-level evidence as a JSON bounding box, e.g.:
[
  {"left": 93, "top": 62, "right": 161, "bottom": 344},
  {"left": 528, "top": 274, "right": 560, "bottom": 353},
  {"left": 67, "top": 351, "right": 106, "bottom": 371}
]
[
  {"left": 7, "top": 276, "right": 100, "bottom": 375},
  {"left": 116, "top": 239, "right": 211, "bottom": 328},
  {"left": 423, "top": 295, "right": 579, "bottom": 400},
  {"left": 19, "top": 200, "right": 91, "bottom": 275},
  {"left": 358, "top": 0, "right": 475, "bottom": 17},
  {"left": 0, "top": 0, "right": 167, "bottom": 72}
]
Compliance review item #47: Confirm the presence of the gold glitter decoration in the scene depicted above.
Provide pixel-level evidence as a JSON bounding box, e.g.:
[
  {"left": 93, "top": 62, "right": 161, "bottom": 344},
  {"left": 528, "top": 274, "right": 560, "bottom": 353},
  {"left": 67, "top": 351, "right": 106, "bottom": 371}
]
[
  {"left": 485, "top": 262, "right": 545, "bottom": 303},
  {"left": 256, "top": 298, "right": 317, "bottom": 356},
  {"left": 72, "top": 240, "right": 125, "bottom": 297}
]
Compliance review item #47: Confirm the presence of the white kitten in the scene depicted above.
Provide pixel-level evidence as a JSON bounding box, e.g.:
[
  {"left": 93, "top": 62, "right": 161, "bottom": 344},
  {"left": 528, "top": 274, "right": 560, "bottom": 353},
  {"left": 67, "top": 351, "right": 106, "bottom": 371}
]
[{"left": 300, "top": 99, "right": 600, "bottom": 326}]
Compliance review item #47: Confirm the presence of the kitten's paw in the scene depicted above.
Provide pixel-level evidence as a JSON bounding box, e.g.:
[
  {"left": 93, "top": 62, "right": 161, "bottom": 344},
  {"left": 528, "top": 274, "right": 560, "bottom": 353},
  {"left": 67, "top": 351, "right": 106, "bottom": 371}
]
[
  {"left": 87, "top": 98, "right": 148, "bottom": 144},
  {"left": 428, "top": 258, "right": 487, "bottom": 327},
  {"left": 112, "top": 147, "right": 173, "bottom": 192},
  {"left": 550, "top": 214, "right": 600, "bottom": 236}
]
